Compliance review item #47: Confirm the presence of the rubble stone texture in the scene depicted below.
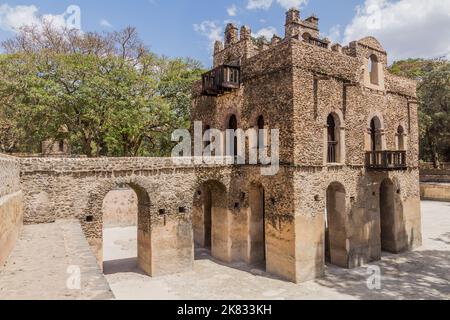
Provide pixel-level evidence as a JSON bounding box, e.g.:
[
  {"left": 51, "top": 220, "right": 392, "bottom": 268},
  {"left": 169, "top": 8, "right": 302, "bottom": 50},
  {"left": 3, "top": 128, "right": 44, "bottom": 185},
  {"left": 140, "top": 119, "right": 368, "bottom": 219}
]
[
  {"left": 191, "top": 9, "right": 422, "bottom": 282},
  {"left": 2, "top": 9, "right": 422, "bottom": 284},
  {"left": 0, "top": 220, "right": 114, "bottom": 300},
  {"left": 0, "top": 155, "right": 23, "bottom": 266}
]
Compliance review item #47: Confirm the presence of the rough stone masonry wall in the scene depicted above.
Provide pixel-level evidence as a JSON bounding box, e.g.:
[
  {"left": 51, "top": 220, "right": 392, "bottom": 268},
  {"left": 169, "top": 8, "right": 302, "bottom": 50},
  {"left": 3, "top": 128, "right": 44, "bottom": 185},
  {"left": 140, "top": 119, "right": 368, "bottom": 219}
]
[
  {"left": 19, "top": 157, "right": 232, "bottom": 277},
  {"left": 0, "top": 154, "right": 23, "bottom": 266}
]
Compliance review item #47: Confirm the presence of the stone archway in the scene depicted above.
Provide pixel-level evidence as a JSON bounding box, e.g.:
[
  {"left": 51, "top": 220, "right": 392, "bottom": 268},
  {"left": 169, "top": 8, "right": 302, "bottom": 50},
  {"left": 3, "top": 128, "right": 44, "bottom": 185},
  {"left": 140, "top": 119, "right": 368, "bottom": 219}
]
[
  {"left": 85, "top": 180, "right": 152, "bottom": 276},
  {"left": 248, "top": 183, "right": 266, "bottom": 267},
  {"left": 193, "top": 180, "right": 230, "bottom": 262},
  {"left": 379, "top": 178, "right": 397, "bottom": 253},
  {"left": 325, "top": 182, "right": 348, "bottom": 267}
]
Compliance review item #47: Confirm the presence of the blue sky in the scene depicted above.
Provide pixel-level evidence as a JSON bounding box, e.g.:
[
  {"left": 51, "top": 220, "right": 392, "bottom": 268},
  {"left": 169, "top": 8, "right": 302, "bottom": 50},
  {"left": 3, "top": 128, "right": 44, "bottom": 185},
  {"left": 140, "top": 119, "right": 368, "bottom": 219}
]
[{"left": 0, "top": 0, "right": 449, "bottom": 67}]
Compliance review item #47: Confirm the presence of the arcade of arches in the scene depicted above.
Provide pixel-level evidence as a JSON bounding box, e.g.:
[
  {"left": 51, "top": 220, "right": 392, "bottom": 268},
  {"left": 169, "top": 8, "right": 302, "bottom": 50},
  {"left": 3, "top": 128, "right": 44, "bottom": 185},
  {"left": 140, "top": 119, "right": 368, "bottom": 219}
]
[{"left": 18, "top": 157, "right": 422, "bottom": 284}]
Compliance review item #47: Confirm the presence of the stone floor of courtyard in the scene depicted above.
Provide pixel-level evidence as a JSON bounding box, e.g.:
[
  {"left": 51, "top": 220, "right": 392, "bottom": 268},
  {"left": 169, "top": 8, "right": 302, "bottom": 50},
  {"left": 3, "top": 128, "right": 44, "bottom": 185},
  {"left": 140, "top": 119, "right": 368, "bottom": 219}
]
[
  {"left": 0, "top": 220, "right": 114, "bottom": 300},
  {"left": 103, "top": 201, "right": 450, "bottom": 300},
  {"left": 0, "top": 201, "right": 448, "bottom": 300}
]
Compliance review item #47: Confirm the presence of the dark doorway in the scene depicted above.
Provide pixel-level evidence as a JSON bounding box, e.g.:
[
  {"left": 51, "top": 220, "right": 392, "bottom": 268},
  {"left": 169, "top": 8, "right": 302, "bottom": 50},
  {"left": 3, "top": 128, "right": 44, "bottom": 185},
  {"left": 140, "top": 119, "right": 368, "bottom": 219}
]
[
  {"left": 228, "top": 114, "right": 238, "bottom": 157},
  {"left": 249, "top": 184, "right": 266, "bottom": 268},
  {"left": 325, "top": 182, "right": 347, "bottom": 267},
  {"left": 204, "top": 188, "right": 212, "bottom": 249},
  {"left": 380, "top": 179, "right": 396, "bottom": 252}
]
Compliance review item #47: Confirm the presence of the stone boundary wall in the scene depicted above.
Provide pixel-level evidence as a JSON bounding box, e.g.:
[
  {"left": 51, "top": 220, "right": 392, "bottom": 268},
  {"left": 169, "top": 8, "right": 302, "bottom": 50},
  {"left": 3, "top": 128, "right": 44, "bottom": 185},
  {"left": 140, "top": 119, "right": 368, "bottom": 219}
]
[
  {"left": 19, "top": 157, "right": 227, "bottom": 224},
  {"left": 420, "top": 183, "right": 450, "bottom": 202},
  {"left": 18, "top": 156, "right": 233, "bottom": 276},
  {"left": 420, "top": 163, "right": 450, "bottom": 183},
  {"left": 0, "top": 154, "right": 23, "bottom": 266}
]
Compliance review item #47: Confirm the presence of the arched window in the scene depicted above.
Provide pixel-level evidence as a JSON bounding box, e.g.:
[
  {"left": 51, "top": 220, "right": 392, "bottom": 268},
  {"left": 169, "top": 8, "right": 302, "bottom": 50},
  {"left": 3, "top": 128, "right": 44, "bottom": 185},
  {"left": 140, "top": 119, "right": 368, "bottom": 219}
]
[
  {"left": 397, "top": 126, "right": 405, "bottom": 151},
  {"left": 257, "top": 115, "right": 265, "bottom": 150},
  {"left": 58, "top": 140, "right": 65, "bottom": 153},
  {"left": 368, "top": 55, "right": 379, "bottom": 85},
  {"left": 327, "top": 114, "right": 338, "bottom": 163},
  {"left": 228, "top": 115, "right": 238, "bottom": 157},
  {"left": 370, "top": 116, "right": 383, "bottom": 151},
  {"left": 204, "top": 125, "right": 211, "bottom": 149},
  {"left": 302, "top": 32, "right": 311, "bottom": 42}
]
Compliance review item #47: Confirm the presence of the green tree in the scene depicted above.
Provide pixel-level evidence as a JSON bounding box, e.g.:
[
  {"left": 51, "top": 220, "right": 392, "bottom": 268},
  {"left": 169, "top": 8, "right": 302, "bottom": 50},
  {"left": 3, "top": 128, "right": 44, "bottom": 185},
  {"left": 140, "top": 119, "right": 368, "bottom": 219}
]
[
  {"left": 390, "top": 58, "right": 450, "bottom": 167},
  {"left": 0, "top": 24, "right": 204, "bottom": 157}
]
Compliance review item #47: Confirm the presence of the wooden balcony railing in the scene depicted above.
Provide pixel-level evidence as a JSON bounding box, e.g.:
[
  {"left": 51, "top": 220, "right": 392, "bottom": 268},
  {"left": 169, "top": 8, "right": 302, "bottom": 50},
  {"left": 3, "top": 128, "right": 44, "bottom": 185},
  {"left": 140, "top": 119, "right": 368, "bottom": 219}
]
[
  {"left": 366, "top": 151, "right": 407, "bottom": 171},
  {"left": 328, "top": 141, "right": 337, "bottom": 163},
  {"left": 305, "top": 36, "right": 329, "bottom": 49},
  {"left": 202, "top": 65, "right": 240, "bottom": 96}
]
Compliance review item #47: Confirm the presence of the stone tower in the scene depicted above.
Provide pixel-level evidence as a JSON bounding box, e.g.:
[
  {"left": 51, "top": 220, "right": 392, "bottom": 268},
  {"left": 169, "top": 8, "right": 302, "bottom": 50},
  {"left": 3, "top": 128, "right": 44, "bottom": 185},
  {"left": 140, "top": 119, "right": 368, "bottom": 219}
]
[{"left": 191, "top": 9, "right": 422, "bottom": 283}]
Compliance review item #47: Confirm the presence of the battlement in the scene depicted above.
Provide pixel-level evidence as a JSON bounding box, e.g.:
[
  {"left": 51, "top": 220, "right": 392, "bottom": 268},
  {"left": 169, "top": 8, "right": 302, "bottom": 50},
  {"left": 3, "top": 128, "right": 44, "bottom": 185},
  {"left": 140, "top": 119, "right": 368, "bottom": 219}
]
[{"left": 208, "top": 9, "right": 416, "bottom": 99}]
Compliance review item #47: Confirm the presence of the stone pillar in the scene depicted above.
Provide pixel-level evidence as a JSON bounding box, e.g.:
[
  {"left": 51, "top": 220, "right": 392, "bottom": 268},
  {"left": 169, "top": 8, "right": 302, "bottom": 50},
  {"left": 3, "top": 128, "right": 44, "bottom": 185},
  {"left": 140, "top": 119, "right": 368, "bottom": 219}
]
[
  {"left": 214, "top": 40, "right": 224, "bottom": 54},
  {"left": 240, "top": 25, "right": 251, "bottom": 41},
  {"left": 271, "top": 35, "right": 282, "bottom": 45},
  {"left": 331, "top": 43, "right": 342, "bottom": 53},
  {"left": 285, "top": 8, "right": 301, "bottom": 38},
  {"left": 224, "top": 23, "right": 238, "bottom": 47}
]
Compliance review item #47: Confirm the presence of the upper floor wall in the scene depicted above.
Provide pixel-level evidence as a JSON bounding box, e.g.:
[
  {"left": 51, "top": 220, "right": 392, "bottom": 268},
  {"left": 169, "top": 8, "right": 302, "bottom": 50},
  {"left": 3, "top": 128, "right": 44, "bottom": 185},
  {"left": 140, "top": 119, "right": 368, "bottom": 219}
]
[{"left": 193, "top": 9, "right": 418, "bottom": 169}]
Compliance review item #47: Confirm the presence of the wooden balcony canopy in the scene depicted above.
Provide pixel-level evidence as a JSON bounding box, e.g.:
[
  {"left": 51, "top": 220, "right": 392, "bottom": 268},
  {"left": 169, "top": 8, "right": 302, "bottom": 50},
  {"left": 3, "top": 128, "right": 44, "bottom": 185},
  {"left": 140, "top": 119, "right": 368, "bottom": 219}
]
[
  {"left": 366, "top": 151, "right": 407, "bottom": 171},
  {"left": 202, "top": 65, "right": 240, "bottom": 96}
]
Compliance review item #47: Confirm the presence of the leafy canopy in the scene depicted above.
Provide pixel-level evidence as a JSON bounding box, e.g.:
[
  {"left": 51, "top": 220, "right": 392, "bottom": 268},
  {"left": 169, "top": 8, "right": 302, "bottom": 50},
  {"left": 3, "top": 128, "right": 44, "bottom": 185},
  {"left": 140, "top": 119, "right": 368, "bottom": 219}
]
[{"left": 0, "top": 23, "right": 204, "bottom": 157}]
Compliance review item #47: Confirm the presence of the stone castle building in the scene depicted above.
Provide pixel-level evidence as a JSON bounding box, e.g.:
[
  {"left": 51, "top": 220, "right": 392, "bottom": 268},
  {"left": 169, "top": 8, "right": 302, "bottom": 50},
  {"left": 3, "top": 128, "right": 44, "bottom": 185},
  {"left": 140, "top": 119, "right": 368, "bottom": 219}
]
[
  {"left": 191, "top": 8, "right": 422, "bottom": 282},
  {"left": 1, "top": 9, "right": 421, "bottom": 284}
]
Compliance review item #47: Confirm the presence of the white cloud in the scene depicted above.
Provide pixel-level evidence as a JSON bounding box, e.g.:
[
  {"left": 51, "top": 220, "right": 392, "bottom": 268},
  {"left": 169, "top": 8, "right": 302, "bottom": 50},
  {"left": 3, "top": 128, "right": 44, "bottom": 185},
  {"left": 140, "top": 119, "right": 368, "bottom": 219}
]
[
  {"left": 343, "top": 0, "right": 450, "bottom": 62},
  {"left": 326, "top": 24, "right": 341, "bottom": 44},
  {"left": 194, "top": 20, "right": 223, "bottom": 51},
  {"left": 0, "top": 4, "right": 40, "bottom": 31},
  {"left": 0, "top": 4, "right": 81, "bottom": 32},
  {"left": 247, "top": 0, "right": 273, "bottom": 10},
  {"left": 246, "top": 0, "right": 307, "bottom": 11},
  {"left": 276, "top": 0, "right": 308, "bottom": 10},
  {"left": 227, "top": 4, "right": 238, "bottom": 17},
  {"left": 100, "top": 19, "right": 113, "bottom": 28},
  {"left": 252, "top": 26, "right": 277, "bottom": 41}
]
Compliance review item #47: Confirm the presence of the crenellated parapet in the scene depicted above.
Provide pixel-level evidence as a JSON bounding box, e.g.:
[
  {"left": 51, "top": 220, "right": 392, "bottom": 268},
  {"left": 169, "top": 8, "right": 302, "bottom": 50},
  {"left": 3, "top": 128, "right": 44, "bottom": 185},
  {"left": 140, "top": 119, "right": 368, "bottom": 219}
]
[{"left": 208, "top": 9, "right": 416, "bottom": 99}]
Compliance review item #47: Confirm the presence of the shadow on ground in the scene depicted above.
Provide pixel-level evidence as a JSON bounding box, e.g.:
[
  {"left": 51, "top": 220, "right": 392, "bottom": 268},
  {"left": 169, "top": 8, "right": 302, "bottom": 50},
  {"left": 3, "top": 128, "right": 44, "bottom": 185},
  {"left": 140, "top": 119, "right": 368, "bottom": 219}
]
[
  {"left": 194, "top": 247, "right": 282, "bottom": 281},
  {"left": 103, "top": 258, "right": 146, "bottom": 276},
  {"left": 316, "top": 249, "right": 450, "bottom": 300}
]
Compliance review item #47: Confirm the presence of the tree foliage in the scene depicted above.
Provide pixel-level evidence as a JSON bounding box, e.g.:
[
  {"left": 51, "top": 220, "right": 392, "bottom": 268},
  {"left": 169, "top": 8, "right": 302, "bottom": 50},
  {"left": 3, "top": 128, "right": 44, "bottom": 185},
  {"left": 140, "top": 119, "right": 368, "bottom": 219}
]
[
  {"left": 390, "top": 58, "right": 450, "bottom": 167},
  {"left": 0, "top": 23, "right": 204, "bottom": 157}
]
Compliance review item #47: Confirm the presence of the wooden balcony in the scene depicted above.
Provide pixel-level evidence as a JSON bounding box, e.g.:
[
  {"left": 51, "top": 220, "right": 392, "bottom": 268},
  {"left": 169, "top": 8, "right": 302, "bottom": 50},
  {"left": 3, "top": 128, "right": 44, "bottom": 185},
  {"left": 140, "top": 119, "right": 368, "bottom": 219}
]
[
  {"left": 366, "top": 151, "right": 407, "bottom": 171},
  {"left": 202, "top": 65, "right": 240, "bottom": 96},
  {"left": 305, "top": 36, "right": 329, "bottom": 49}
]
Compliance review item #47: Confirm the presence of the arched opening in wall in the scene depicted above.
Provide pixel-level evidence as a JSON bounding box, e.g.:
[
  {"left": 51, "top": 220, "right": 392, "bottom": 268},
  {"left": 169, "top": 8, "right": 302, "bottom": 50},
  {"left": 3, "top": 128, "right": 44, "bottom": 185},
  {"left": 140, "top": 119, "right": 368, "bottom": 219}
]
[
  {"left": 325, "top": 182, "right": 347, "bottom": 267},
  {"left": 58, "top": 140, "right": 65, "bottom": 153},
  {"left": 228, "top": 114, "right": 238, "bottom": 157},
  {"left": 256, "top": 115, "right": 265, "bottom": 162},
  {"left": 204, "top": 125, "right": 211, "bottom": 150},
  {"left": 327, "top": 113, "right": 341, "bottom": 163},
  {"left": 248, "top": 183, "right": 266, "bottom": 268},
  {"left": 368, "top": 54, "right": 379, "bottom": 85},
  {"left": 370, "top": 116, "right": 383, "bottom": 152},
  {"left": 302, "top": 32, "right": 311, "bottom": 42},
  {"left": 397, "top": 126, "right": 405, "bottom": 151},
  {"left": 102, "top": 183, "right": 150, "bottom": 276},
  {"left": 379, "top": 178, "right": 396, "bottom": 253},
  {"left": 193, "top": 181, "right": 227, "bottom": 260}
]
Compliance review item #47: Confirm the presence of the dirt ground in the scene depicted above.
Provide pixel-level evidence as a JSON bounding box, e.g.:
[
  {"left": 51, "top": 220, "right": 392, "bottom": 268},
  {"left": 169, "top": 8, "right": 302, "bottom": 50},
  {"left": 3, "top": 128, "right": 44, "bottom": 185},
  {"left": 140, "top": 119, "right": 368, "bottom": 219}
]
[{"left": 103, "top": 201, "right": 450, "bottom": 300}]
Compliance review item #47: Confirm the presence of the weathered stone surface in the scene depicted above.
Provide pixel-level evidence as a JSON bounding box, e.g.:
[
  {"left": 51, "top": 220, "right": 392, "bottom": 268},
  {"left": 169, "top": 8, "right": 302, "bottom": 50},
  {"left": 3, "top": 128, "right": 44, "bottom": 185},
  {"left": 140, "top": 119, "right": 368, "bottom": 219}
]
[
  {"left": 1, "top": 9, "right": 423, "bottom": 285},
  {"left": 0, "top": 220, "right": 114, "bottom": 300},
  {"left": 0, "top": 154, "right": 23, "bottom": 267},
  {"left": 191, "top": 9, "right": 422, "bottom": 283}
]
